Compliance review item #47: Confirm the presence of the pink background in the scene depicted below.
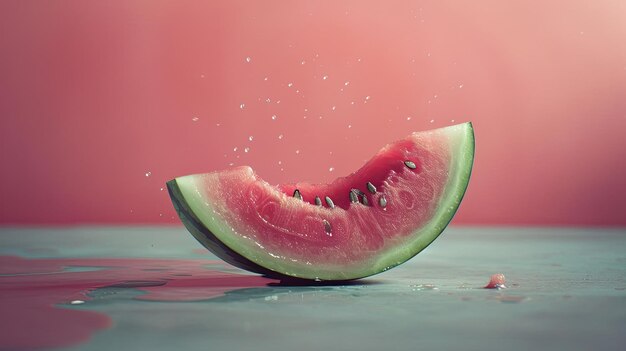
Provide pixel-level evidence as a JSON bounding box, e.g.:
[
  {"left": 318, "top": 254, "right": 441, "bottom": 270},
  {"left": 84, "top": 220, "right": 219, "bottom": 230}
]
[{"left": 1, "top": 0, "right": 625, "bottom": 226}]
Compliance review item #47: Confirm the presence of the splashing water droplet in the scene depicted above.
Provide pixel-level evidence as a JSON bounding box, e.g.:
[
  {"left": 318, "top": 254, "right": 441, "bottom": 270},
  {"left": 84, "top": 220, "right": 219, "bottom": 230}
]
[
  {"left": 287, "top": 83, "right": 293, "bottom": 87},
  {"left": 265, "top": 98, "right": 271, "bottom": 103},
  {"left": 70, "top": 300, "right": 85, "bottom": 305},
  {"left": 145, "top": 172, "right": 151, "bottom": 177},
  {"left": 407, "top": 116, "right": 412, "bottom": 121},
  {"left": 459, "top": 84, "right": 464, "bottom": 88},
  {"left": 264, "top": 77, "right": 268, "bottom": 81},
  {"left": 278, "top": 134, "right": 284, "bottom": 140},
  {"left": 331, "top": 106, "right": 336, "bottom": 111},
  {"left": 240, "top": 103, "right": 245, "bottom": 109},
  {"left": 344, "top": 81, "right": 350, "bottom": 86},
  {"left": 365, "top": 96, "right": 370, "bottom": 100},
  {"left": 278, "top": 160, "right": 282, "bottom": 165},
  {"left": 271, "top": 115, "right": 277, "bottom": 120},
  {"left": 191, "top": 117, "right": 199, "bottom": 122},
  {"left": 348, "top": 124, "right": 352, "bottom": 128},
  {"left": 245, "top": 57, "right": 251, "bottom": 63},
  {"left": 244, "top": 147, "right": 250, "bottom": 153},
  {"left": 248, "top": 136, "right": 254, "bottom": 141},
  {"left": 295, "top": 150, "right": 300, "bottom": 154},
  {"left": 329, "top": 167, "right": 334, "bottom": 172},
  {"left": 322, "top": 75, "right": 328, "bottom": 80},
  {"left": 451, "top": 119, "right": 455, "bottom": 122},
  {"left": 233, "top": 147, "right": 238, "bottom": 152},
  {"left": 160, "top": 187, "right": 164, "bottom": 191},
  {"left": 430, "top": 119, "right": 435, "bottom": 123},
  {"left": 301, "top": 60, "right": 306, "bottom": 65}
]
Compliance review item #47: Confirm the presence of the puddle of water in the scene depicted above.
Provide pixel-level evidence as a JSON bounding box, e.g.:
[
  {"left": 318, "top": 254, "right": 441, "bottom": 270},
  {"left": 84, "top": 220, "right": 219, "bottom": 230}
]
[{"left": 0, "top": 255, "right": 277, "bottom": 350}]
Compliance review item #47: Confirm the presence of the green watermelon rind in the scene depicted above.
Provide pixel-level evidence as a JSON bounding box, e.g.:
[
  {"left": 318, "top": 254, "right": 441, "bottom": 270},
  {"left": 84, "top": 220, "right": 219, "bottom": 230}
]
[
  {"left": 168, "top": 122, "right": 475, "bottom": 281},
  {"left": 167, "top": 180, "right": 280, "bottom": 278}
]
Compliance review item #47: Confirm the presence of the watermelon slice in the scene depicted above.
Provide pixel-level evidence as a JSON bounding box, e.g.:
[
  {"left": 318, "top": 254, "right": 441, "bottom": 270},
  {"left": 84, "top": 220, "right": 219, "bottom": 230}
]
[{"left": 167, "top": 122, "right": 474, "bottom": 281}]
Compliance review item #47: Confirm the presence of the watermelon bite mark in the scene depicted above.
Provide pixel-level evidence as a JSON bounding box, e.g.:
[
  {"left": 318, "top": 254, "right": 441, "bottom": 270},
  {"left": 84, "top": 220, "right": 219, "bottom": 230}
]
[{"left": 167, "top": 122, "right": 475, "bottom": 281}]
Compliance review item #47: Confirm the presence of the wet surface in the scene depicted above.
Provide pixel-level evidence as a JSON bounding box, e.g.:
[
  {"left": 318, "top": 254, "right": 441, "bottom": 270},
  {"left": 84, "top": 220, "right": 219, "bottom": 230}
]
[{"left": 0, "top": 226, "right": 625, "bottom": 351}]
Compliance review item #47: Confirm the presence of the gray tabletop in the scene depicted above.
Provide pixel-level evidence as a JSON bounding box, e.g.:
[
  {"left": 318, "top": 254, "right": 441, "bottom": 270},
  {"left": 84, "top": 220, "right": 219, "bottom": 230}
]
[{"left": 1, "top": 226, "right": 624, "bottom": 351}]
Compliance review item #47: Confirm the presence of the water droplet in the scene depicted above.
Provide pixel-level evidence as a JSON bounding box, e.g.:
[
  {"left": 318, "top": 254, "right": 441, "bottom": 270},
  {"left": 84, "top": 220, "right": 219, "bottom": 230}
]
[
  {"left": 278, "top": 160, "right": 282, "bottom": 165},
  {"left": 264, "top": 76, "right": 268, "bottom": 81},
  {"left": 200, "top": 74, "right": 205, "bottom": 78},
  {"left": 322, "top": 75, "right": 328, "bottom": 80},
  {"left": 329, "top": 167, "right": 334, "bottom": 172},
  {"left": 271, "top": 115, "right": 277, "bottom": 120},
  {"left": 351, "top": 101, "right": 355, "bottom": 105},
  {"left": 276, "top": 100, "right": 281, "bottom": 104},
  {"left": 244, "top": 147, "right": 250, "bottom": 153},
  {"left": 301, "top": 60, "right": 306, "bottom": 65},
  {"left": 344, "top": 81, "right": 350, "bottom": 86},
  {"left": 459, "top": 84, "right": 464, "bottom": 88},
  {"left": 265, "top": 98, "right": 271, "bottom": 103},
  {"left": 245, "top": 56, "right": 251, "bottom": 63},
  {"left": 331, "top": 106, "right": 336, "bottom": 111},
  {"left": 70, "top": 300, "right": 85, "bottom": 305},
  {"left": 451, "top": 119, "right": 455, "bottom": 122},
  {"left": 365, "top": 95, "right": 370, "bottom": 100},
  {"left": 191, "top": 116, "right": 199, "bottom": 122},
  {"left": 228, "top": 162, "right": 234, "bottom": 166},
  {"left": 407, "top": 116, "right": 412, "bottom": 121},
  {"left": 278, "top": 134, "right": 284, "bottom": 139},
  {"left": 248, "top": 136, "right": 254, "bottom": 141},
  {"left": 239, "top": 103, "right": 245, "bottom": 109},
  {"left": 145, "top": 171, "right": 151, "bottom": 177},
  {"left": 348, "top": 124, "right": 352, "bottom": 128},
  {"left": 287, "top": 82, "right": 293, "bottom": 87},
  {"left": 410, "top": 284, "right": 439, "bottom": 291},
  {"left": 430, "top": 119, "right": 435, "bottom": 123},
  {"left": 295, "top": 150, "right": 300, "bottom": 154},
  {"left": 216, "top": 123, "right": 221, "bottom": 127},
  {"left": 233, "top": 147, "right": 238, "bottom": 152}
]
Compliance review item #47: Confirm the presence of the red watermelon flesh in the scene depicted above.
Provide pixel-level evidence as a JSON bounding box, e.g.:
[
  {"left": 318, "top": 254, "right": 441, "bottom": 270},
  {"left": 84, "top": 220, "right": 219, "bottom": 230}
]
[{"left": 167, "top": 122, "right": 474, "bottom": 281}]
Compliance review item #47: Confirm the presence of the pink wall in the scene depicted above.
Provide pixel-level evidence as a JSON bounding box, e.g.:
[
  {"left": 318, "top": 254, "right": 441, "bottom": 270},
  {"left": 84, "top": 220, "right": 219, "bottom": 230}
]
[{"left": 1, "top": 1, "right": 625, "bottom": 226}]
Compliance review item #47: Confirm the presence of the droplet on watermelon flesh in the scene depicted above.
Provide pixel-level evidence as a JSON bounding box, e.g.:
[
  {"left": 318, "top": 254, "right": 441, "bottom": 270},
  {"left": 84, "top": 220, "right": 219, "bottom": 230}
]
[{"left": 167, "top": 122, "right": 475, "bottom": 281}]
